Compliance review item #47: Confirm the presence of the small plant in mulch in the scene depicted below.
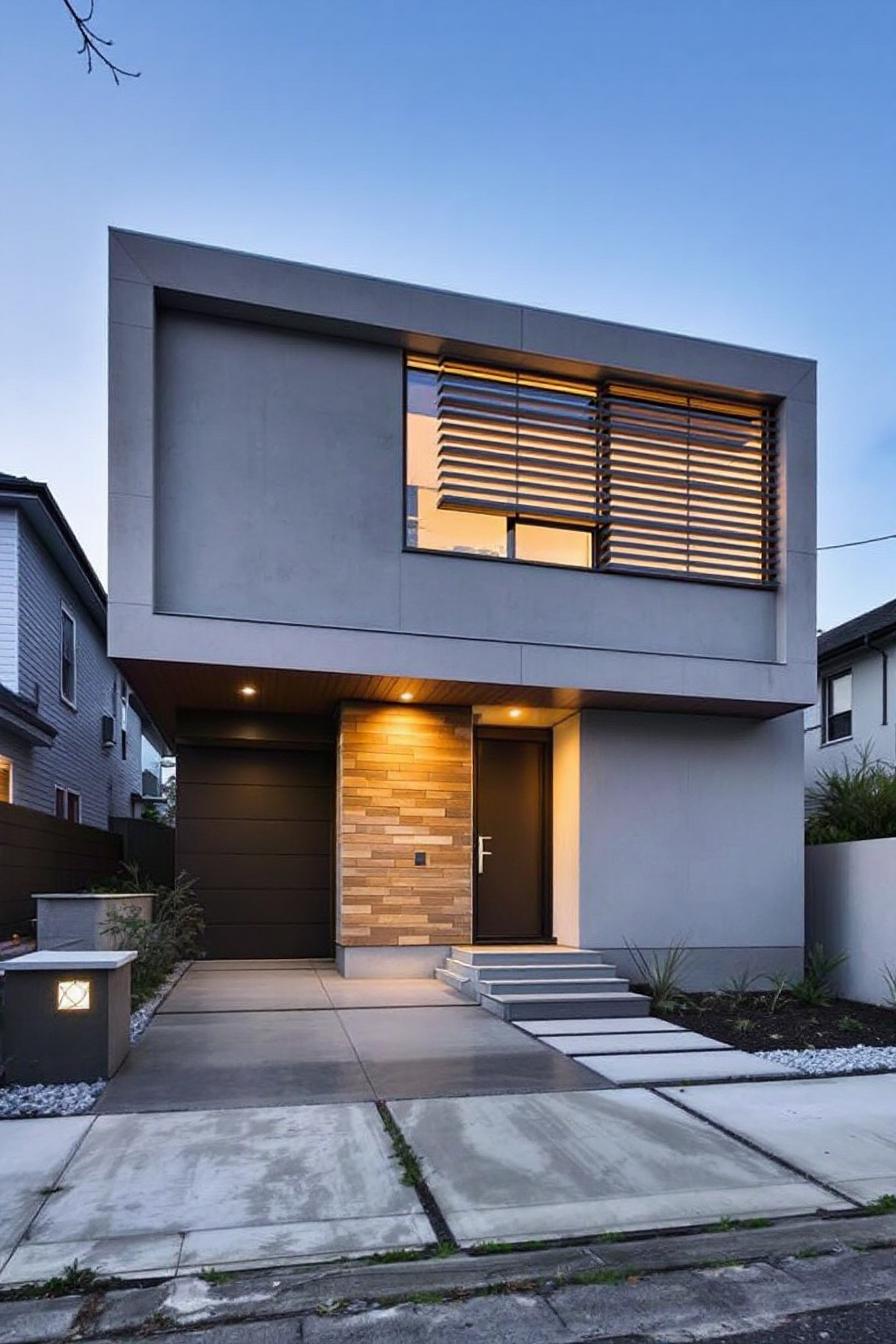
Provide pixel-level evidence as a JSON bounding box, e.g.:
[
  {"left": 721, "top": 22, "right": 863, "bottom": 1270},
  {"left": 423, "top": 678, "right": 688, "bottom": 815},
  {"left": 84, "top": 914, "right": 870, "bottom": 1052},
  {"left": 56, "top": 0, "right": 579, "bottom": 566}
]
[
  {"left": 789, "top": 944, "right": 848, "bottom": 1008},
  {"left": 624, "top": 937, "right": 692, "bottom": 1013},
  {"left": 882, "top": 965, "right": 896, "bottom": 1010}
]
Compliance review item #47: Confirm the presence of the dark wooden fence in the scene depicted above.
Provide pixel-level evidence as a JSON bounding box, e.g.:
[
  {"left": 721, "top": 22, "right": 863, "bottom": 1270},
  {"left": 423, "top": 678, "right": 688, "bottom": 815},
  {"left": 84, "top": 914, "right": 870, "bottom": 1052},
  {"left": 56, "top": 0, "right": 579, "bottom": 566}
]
[
  {"left": 110, "top": 817, "right": 175, "bottom": 888},
  {"left": 0, "top": 803, "right": 123, "bottom": 938}
]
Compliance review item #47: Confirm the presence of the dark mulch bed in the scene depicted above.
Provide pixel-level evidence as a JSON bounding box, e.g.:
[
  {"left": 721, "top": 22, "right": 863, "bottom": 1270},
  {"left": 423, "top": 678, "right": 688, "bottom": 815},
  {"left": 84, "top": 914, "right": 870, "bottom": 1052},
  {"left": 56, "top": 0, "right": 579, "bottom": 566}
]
[{"left": 650, "top": 992, "right": 896, "bottom": 1052}]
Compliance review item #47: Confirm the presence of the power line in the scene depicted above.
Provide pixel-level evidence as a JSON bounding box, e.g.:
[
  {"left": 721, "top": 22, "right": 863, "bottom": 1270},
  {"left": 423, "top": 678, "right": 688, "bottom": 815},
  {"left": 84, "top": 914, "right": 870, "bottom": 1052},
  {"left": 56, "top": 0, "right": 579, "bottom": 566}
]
[{"left": 818, "top": 531, "right": 896, "bottom": 552}]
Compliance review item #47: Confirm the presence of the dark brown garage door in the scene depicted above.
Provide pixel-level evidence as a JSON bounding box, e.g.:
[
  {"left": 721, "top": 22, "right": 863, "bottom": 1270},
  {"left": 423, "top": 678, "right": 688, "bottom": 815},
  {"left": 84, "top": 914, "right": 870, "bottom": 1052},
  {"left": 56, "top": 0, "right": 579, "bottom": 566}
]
[{"left": 177, "top": 746, "right": 334, "bottom": 959}]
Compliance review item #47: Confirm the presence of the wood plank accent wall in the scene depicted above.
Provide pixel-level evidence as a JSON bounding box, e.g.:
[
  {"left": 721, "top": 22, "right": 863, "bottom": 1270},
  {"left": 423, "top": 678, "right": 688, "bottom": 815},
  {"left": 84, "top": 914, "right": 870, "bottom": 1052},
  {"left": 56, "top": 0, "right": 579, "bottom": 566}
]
[{"left": 337, "top": 703, "right": 473, "bottom": 946}]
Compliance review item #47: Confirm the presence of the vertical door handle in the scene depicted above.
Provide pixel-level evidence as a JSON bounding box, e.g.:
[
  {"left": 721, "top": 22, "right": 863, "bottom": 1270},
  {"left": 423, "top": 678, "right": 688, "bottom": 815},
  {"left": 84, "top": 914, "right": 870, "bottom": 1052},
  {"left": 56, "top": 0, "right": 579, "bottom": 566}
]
[{"left": 477, "top": 834, "right": 492, "bottom": 875}]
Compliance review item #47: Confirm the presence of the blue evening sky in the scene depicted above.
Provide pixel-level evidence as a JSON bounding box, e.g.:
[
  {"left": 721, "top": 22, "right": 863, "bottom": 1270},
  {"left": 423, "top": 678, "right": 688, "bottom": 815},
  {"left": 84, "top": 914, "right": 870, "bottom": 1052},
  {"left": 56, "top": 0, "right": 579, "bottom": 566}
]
[{"left": 1, "top": 0, "right": 894, "bottom": 629}]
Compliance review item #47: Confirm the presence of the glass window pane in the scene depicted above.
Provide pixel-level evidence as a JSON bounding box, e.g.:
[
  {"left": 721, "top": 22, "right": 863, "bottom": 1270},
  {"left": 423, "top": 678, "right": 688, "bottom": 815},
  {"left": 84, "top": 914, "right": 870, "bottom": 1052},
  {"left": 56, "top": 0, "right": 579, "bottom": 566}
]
[
  {"left": 830, "top": 672, "right": 851, "bottom": 716},
  {"left": 406, "top": 368, "right": 507, "bottom": 558},
  {"left": 0, "top": 757, "right": 11, "bottom": 804},
  {"left": 61, "top": 611, "right": 75, "bottom": 702},
  {"left": 515, "top": 523, "right": 592, "bottom": 568}
]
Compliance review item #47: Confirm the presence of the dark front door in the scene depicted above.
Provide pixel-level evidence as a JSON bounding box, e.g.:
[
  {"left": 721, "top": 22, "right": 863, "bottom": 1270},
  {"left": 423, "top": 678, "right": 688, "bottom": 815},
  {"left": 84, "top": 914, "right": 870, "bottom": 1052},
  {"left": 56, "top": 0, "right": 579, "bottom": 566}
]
[
  {"left": 474, "top": 731, "right": 551, "bottom": 941},
  {"left": 177, "top": 745, "right": 334, "bottom": 958}
]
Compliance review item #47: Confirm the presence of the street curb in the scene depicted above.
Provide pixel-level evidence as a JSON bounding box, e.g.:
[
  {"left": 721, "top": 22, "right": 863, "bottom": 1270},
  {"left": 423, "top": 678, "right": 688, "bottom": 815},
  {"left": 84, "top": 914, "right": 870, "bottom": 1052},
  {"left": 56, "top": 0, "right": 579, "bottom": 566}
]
[{"left": 0, "top": 1211, "right": 894, "bottom": 1341}]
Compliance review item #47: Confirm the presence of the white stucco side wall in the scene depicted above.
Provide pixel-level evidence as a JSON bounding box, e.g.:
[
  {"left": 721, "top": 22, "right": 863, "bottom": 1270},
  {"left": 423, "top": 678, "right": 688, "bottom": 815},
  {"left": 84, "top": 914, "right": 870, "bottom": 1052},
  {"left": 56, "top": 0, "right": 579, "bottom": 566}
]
[
  {"left": 805, "top": 838, "right": 896, "bottom": 1005},
  {"left": 573, "top": 708, "right": 805, "bottom": 988}
]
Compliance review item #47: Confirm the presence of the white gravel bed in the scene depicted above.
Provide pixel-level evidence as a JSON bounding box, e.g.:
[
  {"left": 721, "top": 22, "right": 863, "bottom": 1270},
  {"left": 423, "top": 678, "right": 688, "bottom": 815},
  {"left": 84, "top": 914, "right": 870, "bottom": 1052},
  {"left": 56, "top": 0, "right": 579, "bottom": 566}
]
[
  {"left": 756, "top": 1045, "right": 896, "bottom": 1076},
  {"left": 0, "top": 960, "right": 191, "bottom": 1119},
  {"left": 130, "top": 959, "right": 190, "bottom": 1042}
]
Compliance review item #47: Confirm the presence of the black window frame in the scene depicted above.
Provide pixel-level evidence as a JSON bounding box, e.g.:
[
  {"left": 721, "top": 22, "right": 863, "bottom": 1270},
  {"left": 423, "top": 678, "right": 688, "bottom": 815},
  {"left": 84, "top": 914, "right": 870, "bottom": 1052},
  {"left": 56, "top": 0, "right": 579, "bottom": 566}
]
[
  {"left": 822, "top": 668, "right": 853, "bottom": 745},
  {"left": 402, "top": 355, "right": 779, "bottom": 591}
]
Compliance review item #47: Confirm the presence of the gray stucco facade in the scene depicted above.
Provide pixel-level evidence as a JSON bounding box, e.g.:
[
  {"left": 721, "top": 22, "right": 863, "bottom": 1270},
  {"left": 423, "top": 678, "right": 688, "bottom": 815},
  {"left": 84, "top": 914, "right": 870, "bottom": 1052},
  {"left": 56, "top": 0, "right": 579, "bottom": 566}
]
[
  {"left": 0, "top": 485, "right": 156, "bottom": 830},
  {"left": 107, "top": 229, "right": 817, "bottom": 983}
]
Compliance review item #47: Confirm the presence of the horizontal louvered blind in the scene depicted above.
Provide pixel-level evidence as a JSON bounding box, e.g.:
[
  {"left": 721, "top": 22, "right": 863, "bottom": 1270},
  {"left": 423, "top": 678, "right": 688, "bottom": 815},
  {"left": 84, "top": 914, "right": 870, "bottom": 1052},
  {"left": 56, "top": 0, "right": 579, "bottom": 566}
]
[
  {"left": 436, "top": 361, "right": 599, "bottom": 525},
  {"left": 410, "top": 356, "right": 778, "bottom": 586},
  {"left": 597, "top": 383, "right": 777, "bottom": 584}
]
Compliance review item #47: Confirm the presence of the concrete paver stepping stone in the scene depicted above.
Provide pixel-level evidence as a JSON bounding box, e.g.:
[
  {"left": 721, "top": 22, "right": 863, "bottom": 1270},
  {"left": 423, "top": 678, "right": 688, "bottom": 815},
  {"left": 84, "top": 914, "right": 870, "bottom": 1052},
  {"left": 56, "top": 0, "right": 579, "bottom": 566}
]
[
  {"left": 543, "top": 1030, "right": 730, "bottom": 1056},
  {"left": 515, "top": 1017, "right": 683, "bottom": 1036},
  {"left": 0, "top": 1118, "right": 93, "bottom": 1268},
  {"left": 578, "top": 1050, "right": 797, "bottom": 1086},
  {"left": 390, "top": 1088, "right": 846, "bottom": 1245},
  {"left": 0, "top": 1104, "right": 430, "bottom": 1284},
  {"left": 659, "top": 1074, "right": 896, "bottom": 1204}
]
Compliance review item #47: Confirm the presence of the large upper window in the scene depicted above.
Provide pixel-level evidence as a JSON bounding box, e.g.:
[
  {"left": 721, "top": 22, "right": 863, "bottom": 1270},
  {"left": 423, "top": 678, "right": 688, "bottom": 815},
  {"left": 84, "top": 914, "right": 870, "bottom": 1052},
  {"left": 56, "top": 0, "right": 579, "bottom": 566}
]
[
  {"left": 60, "top": 606, "right": 77, "bottom": 707},
  {"left": 0, "top": 756, "right": 12, "bottom": 804},
  {"left": 823, "top": 670, "right": 852, "bottom": 743},
  {"left": 405, "top": 357, "right": 778, "bottom": 586}
]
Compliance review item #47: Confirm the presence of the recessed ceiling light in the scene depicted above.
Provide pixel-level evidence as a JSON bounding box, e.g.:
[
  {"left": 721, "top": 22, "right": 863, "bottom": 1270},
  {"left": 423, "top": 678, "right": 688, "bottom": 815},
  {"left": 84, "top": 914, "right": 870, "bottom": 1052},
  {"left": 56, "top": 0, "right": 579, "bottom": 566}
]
[
  {"left": 239, "top": 684, "right": 258, "bottom": 698},
  {"left": 399, "top": 691, "right": 414, "bottom": 702},
  {"left": 508, "top": 707, "right": 522, "bottom": 719}
]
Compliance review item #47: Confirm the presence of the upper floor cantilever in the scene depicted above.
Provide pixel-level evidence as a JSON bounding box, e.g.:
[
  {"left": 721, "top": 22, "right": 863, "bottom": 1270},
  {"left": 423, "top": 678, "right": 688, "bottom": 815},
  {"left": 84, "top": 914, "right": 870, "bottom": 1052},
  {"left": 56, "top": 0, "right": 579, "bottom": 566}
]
[{"left": 107, "top": 228, "right": 816, "bottom": 723}]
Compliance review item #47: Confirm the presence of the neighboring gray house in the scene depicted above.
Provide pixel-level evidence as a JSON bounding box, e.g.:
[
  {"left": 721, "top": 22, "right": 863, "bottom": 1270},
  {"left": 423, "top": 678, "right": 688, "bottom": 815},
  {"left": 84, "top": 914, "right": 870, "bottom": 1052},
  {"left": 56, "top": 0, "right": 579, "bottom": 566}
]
[
  {"left": 0, "top": 472, "right": 166, "bottom": 830},
  {"left": 107, "top": 230, "right": 817, "bottom": 986},
  {"left": 805, "top": 597, "right": 896, "bottom": 785}
]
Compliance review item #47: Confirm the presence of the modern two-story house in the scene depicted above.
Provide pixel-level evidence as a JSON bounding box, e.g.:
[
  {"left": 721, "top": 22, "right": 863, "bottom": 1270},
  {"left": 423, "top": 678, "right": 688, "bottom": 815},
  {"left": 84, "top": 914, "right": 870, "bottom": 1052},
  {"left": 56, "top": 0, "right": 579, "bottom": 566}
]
[
  {"left": 805, "top": 597, "right": 896, "bottom": 785},
  {"left": 107, "top": 230, "right": 817, "bottom": 987},
  {"left": 0, "top": 471, "right": 165, "bottom": 828}
]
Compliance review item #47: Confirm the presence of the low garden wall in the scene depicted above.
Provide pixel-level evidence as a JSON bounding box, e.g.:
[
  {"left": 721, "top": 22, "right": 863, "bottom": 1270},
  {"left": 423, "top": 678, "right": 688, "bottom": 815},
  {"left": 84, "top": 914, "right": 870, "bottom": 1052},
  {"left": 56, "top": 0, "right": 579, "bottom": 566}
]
[{"left": 805, "top": 837, "right": 896, "bottom": 1005}]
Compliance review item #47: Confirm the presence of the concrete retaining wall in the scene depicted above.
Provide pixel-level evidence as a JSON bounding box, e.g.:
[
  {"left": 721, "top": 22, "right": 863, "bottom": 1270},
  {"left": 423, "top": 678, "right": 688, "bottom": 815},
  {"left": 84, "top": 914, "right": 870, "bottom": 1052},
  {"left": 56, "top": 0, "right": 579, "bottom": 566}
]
[{"left": 805, "top": 838, "right": 896, "bottom": 1005}]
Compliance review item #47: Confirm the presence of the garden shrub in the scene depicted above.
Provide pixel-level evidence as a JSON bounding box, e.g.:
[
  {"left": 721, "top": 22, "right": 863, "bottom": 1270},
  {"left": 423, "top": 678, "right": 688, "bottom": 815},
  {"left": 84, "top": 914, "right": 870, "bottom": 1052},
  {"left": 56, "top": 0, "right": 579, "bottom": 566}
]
[
  {"left": 806, "top": 746, "right": 896, "bottom": 843},
  {"left": 97, "top": 865, "right": 203, "bottom": 1006}
]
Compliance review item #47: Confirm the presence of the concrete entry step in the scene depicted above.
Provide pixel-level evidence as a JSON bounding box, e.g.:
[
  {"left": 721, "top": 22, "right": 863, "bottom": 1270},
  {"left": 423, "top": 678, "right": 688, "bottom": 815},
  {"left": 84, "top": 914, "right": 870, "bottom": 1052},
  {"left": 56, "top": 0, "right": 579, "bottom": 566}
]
[
  {"left": 434, "top": 967, "right": 471, "bottom": 993},
  {"left": 438, "top": 944, "right": 651, "bottom": 1021},
  {"left": 478, "top": 976, "right": 632, "bottom": 997},
  {"left": 450, "top": 945, "right": 605, "bottom": 967},
  {"left": 444, "top": 958, "right": 620, "bottom": 982},
  {"left": 480, "top": 991, "right": 652, "bottom": 1022}
]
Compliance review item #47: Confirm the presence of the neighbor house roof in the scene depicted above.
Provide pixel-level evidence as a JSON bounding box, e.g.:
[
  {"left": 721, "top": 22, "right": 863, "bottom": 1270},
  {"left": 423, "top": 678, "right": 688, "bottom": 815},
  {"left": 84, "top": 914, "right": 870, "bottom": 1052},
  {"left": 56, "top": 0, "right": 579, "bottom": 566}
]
[
  {"left": 818, "top": 597, "right": 896, "bottom": 662},
  {"left": 0, "top": 472, "right": 171, "bottom": 754},
  {"left": 0, "top": 472, "right": 107, "bottom": 627}
]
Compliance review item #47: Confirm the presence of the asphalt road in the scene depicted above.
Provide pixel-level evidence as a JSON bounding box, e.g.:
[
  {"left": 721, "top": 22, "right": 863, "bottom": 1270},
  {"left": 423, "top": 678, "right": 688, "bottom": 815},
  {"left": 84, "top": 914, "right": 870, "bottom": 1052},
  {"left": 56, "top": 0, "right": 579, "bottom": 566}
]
[
  {"left": 103, "top": 1299, "right": 896, "bottom": 1344},
  {"left": 701, "top": 1300, "right": 896, "bottom": 1343}
]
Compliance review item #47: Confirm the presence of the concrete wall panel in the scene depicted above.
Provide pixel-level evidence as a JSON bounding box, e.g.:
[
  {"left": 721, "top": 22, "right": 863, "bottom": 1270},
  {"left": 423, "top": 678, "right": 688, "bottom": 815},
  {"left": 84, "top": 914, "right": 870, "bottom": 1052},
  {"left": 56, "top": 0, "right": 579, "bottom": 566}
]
[{"left": 806, "top": 837, "right": 896, "bottom": 1004}]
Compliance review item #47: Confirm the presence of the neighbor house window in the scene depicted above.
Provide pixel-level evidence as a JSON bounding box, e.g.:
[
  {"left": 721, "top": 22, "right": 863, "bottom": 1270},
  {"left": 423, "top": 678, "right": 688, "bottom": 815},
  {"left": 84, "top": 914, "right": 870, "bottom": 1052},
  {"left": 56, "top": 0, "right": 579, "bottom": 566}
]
[
  {"left": 60, "top": 606, "right": 77, "bottom": 707},
  {"left": 404, "top": 356, "right": 778, "bottom": 586},
  {"left": 0, "top": 756, "right": 12, "bottom": 804},
  {"left": 55, "top": 786, "right": 80, "bottom": 823},
  {"left": 823, "top": 670, "right": 852, "bottom": 743}
]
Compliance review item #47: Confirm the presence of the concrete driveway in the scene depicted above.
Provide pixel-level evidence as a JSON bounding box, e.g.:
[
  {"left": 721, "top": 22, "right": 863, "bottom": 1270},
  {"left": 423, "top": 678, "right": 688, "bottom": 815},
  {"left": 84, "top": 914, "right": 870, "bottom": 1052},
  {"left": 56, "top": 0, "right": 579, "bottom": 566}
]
[
  {"left": 97, "top": 961, "right": 603, "bottom": 1112},
  {"left": 4, "top": 964, "right": 895, "bottom": 1287}
]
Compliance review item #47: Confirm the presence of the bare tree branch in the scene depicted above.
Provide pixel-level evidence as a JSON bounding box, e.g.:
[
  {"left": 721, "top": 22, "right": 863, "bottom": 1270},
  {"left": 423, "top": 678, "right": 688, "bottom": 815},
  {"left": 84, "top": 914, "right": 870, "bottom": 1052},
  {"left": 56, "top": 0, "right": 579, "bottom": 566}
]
[{"left": 60, "top": 0, "right": 140, "bottom": 84}]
